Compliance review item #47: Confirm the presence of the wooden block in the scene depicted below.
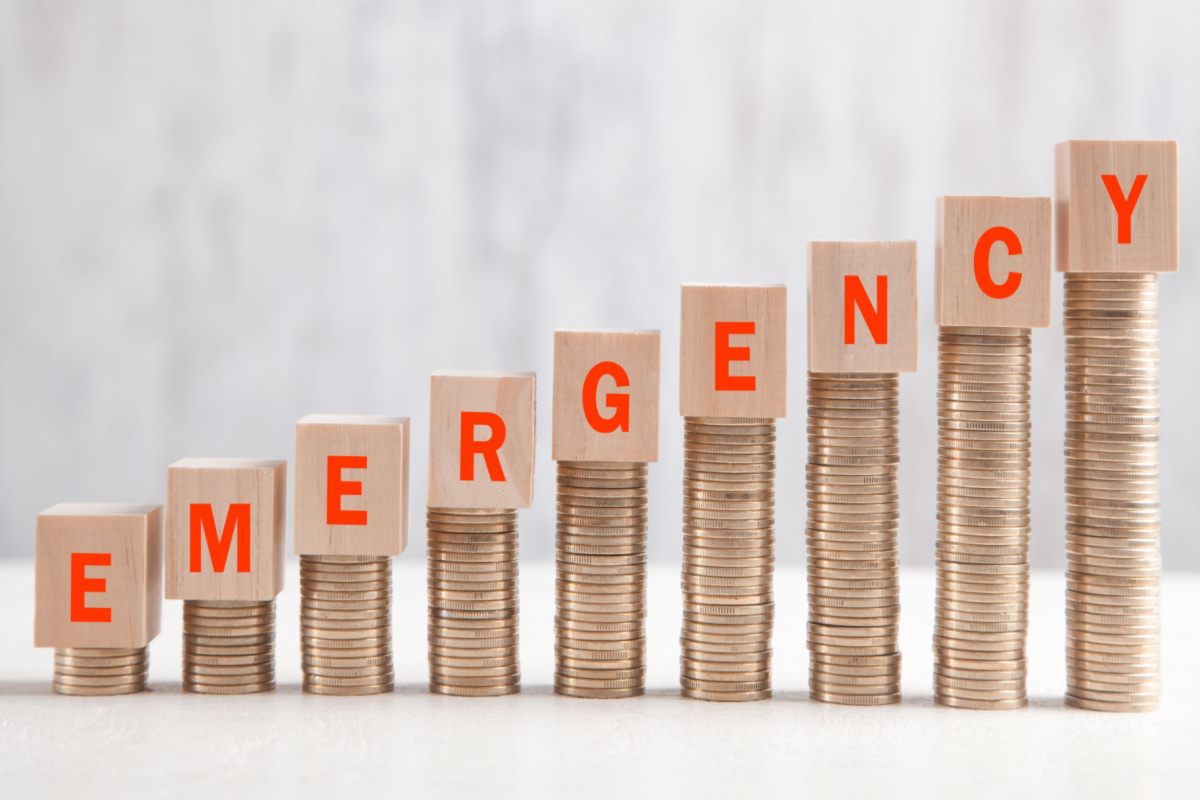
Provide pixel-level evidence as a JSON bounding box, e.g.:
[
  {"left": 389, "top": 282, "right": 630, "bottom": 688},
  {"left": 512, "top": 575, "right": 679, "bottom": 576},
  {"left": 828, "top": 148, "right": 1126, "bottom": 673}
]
[
  {"left": 1056, "top": 140, "right": 1179, "bottom": 273},
  {"left": 808, "top": 241, "right": 919, "bottom": 374},
  {"left": 935, "top": 196, "right": 1053, "bottom": 328},
  {"left": 552, "top": 329, "right": 661, "bottom": 463},
  {"left": 34, "top": 504, "right": 162, "bottom": 649},
  {"left": 165, "top": 458, "right": 287, "bottom": 601},
  {"left": 679, "top": 284, "right": 787, "bottom": 418},
  {"left": 293, "top": 415, "right": 411, "bottom": 557},
  {"left": 428, "top": 371, "right": 537, "bottom": 509}
]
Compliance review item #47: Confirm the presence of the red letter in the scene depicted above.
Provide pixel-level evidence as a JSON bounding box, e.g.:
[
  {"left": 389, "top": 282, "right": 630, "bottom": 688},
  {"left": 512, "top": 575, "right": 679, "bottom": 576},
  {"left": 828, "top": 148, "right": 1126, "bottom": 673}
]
[
  {"left": 190, "top": 503, "right": 251, "bottom": 573},
  {"left": 327, "top": 455, "right": 368, "bottom": 525},
  {"left": 973, "top": 226, "right": 1023, "bottom": 300},
  {"left": 715, "top": 321, "right": 756, "bottom": 391},
  {"left": 844, "top": 275, "right": 888, "bottom": 345},
  {"left": 1102, "top": 174, "right": 1147, "bottom": 244},
  {"left": 460, "top": 411, "right": 506, "bottom": 482},
  {"left": 70, "top": 552, "right": 111, "bottom": 623},
  {"left": 582, "top": 361, "right": 630, "bottom": 434}
]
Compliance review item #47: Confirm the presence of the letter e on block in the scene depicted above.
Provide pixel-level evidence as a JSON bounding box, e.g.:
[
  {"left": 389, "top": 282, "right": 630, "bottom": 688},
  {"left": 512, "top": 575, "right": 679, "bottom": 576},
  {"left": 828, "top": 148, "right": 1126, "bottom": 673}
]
[
  {"left": 294, "top": 415, "right": 411, "bottom": 557},
  {"left": 165, "top": 458, "right": 287, "bottom": 601},
  {"left": 808, "top": 241, "right": 918, "bottom": 373},
  {"left": 34, "top": 504, "right": 163, "bottom": 649},
  {"left": 429, "top": 371, "right": 536, "bottom": 509},
  {"left": 935, "top": 196, "right": 1052, "bottom": 328}
]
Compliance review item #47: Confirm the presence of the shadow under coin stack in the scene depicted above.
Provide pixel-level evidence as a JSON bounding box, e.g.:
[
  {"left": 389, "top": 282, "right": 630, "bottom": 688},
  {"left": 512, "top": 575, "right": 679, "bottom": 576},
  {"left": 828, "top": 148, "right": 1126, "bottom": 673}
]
[
  {"left": 427, "top": 508, "right": 520, "bottom": 696},
  {"left": 934, "top": 327, "right": 1032, "bottom": 710},
  {"left": 53, "top": 647, "right": 149, "bottom": 696},
  {"left": 300, "top": 556, "right": 394, "bottom": 695},
  {"left": 182, "top": 600, "right": 276, "bottom": 693},
  {"left": 680, "top": 417, "right": 776, "bottom": 702},
  {"left": 806, "top": 373, "right": 901, "bottom": 705},
  {"left": 555, "top": 461, "right": 648, "bottom": 698},
  {"left": 1063, "top": 274, "right": 1161, "bottom": 712}
]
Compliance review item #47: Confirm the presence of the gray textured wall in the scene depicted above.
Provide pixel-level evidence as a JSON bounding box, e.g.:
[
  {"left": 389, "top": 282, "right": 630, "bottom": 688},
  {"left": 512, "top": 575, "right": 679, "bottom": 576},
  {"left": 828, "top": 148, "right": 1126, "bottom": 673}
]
[{"left": 1, "top": 1, "right": 1196, "bottom": 568}]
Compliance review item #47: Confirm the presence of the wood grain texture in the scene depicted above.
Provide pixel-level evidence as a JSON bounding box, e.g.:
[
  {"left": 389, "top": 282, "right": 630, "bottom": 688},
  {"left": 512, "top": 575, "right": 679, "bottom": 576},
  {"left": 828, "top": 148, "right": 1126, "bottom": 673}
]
[
  {"left": 34, "top": 503, "right": 162, "bottom": 649},
  {"left": 935, "top": 196, "right": 1052, "bottom": 328},
  {"left": 164, "top": 459, "right": 287, "bottom": 601},
  {"left": 1056, "top": 140, "right": 1179, "bottom": 273},
  {"left": 428, "top": 371, "right": 537, "bottom": 509},
  {"left": 293, "top": 415, "right": 411, "bottom": 557},
  {"left": 808, "top": 241, "right": 919, "bottom": 373},
  {"left": 552, "top": 329, "right": 660, "bottom": 463},
  {"left": 679, "top": 284, "right": 787, "bottom": 418}
]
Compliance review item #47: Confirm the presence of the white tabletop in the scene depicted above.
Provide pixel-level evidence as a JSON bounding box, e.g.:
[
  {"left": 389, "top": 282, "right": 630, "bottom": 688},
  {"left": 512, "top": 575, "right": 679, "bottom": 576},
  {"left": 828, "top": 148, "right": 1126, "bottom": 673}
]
[{"left": 1, "top": 560, "right": 1196, "bottom": 798}]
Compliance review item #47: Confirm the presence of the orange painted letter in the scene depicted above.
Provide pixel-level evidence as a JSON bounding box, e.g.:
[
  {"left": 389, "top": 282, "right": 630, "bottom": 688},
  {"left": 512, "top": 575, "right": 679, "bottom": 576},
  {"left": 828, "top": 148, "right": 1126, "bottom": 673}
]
[
  {"left": 70, "top": 552, "right": 112, "bottom": 623},
  {"left": 582, "top": 361, "right": 631, "bottom": 434},
  {"left": 973, "top": 226, "right": 1023, "bottom": 300},
  {"left": 1102, "top": 174, "right": 1147, "bottom": 244},
  {"left": 844, "top": 275, "right": 888, "bottom": 345},
  {"left": 715, "top": 321, "right": 756, "bottom": 391},
  {"left": 190, "top": 503, "right": 252, "bottom": 573},
  {"left": 327, "top": 455, "right": 368, "bottom": 525},
  {"left": 460, "top": 411, "right": 506, "bottom": 482}
]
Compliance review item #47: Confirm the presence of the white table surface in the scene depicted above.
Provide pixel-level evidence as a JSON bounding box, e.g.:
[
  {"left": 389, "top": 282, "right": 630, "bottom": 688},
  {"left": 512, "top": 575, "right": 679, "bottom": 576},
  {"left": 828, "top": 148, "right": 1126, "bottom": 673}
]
[{"left": 1, "top": 559, "right": 1196, "bottom": 799}]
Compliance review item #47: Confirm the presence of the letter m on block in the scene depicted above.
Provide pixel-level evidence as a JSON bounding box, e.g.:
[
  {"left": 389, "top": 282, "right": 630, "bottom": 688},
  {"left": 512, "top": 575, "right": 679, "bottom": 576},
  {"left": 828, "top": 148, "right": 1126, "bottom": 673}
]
[{"left": 190, "top": 503, "right": 251, "bottom": 573}]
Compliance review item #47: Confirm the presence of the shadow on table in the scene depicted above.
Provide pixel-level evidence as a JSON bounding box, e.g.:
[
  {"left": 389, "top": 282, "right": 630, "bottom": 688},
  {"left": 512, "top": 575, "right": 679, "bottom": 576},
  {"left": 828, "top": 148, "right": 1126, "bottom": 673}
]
[{"left": 0, "top": 681, "right": 53, "bottom": 696}]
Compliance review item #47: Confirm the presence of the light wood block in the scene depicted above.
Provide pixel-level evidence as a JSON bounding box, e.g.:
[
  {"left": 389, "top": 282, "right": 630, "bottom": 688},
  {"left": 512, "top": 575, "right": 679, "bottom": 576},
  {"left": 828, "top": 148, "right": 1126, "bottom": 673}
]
[
  {"left": 428, "top": 371, "right": 537, "bottom": 509},
  {"left": 679, "top": 284, "right": 788, "bottom": 418},
  {"left": 34, "top": 504, "right": 162, "bottom": 649},
  {"left": 293, "top": 415, "right": 411, "bottom": 557},
  {"left": 165, "top": 458, "right": 287, "bottom": 601},
  {"left": 1056, "top": 140, "right": 1179, "bottom": 273},
  {"left": 808, "top": 241, "right": 919, "bottom": 374},
  {"left": 552, "top": 329, "right": 661, "bottom": 463},
  {"left": 935, "top": 196, "right": 1053, "bottom": 328}
]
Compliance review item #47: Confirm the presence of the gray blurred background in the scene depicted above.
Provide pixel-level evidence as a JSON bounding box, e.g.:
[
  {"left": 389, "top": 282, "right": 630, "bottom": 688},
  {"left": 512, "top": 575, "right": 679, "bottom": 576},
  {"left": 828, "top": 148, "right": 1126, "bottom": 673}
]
[{"left": 1, "top": 1, "right": 1195, "bottom": 568}]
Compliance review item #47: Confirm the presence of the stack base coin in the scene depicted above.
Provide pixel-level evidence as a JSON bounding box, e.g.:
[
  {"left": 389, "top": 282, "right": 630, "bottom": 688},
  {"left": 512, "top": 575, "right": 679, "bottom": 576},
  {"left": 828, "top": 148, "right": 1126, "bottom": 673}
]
[
  {"left": 182, "top": 599, "right": 276, "bottom": 694},
  {"left": 301, "top": 554, "right": 394, "bottom": 696},
  {"left": 681, "top": 416, "right": 775, "bottom": 702},
  {"left": 428, "top": 506, "right": 520, "bottom": 697},
  {"left": 54, "top": 647, "right": 149, "bottom": 696}
]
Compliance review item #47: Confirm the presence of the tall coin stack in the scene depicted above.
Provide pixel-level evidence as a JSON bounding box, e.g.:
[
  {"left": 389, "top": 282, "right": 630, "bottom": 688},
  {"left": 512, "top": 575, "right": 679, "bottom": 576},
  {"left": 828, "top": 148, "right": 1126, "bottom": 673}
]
[
  {"left": 53, "top": 647, "right": 149, "bottom": 696},
  {"left": 555, "top": 461, "right": 648, "bottom": 698},
  {"left": 183, "top": 600, "right": 276, "bottom": 693},
  {"left": 680, "top": 417, "right": 776, "bottom": 702},
  {"left": 1063, "top": 274, "right": 1161, "bottom": 712},
  {"left": 427, "top": 507, "right": 520, "bottom": 697},
  {"left": 300, "top": 556, "right": 394, "bottom": 695},
  {"left": 934, "top": 326, "right": 1031, "bottom": 710},
  {"left": 807, "top": 372, "right": 901, "bottom": 705}
]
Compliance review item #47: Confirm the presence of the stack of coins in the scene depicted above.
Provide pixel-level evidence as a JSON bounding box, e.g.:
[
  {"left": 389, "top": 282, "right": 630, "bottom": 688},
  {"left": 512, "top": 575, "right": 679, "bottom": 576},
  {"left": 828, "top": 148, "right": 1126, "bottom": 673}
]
[
  {"left": 680, "top": 416, "right": 775, "bottom": 702},
  {"left": 53, "top": 647, "right": 149, "bottom": 696},
  {"left": 555, "top": 461, "right": 648, "bottom": 699},
  {"left": 427, "top": 507, "right": 520, "bottom": 696},
  {"left": 1063, "top": 273, "right": 1161, "bottom": 712},
  {"left": 182, "top": 600, "right": 276, "bottom": 694},
  {"left": 300, "top": 555, "right": 394, "bottom": 695},
  {"left": 934, "top": 326, "right": 1031, "bottom": 710},
  {"left": 806, "top": 372, "right": 902, "bottom": 705}
]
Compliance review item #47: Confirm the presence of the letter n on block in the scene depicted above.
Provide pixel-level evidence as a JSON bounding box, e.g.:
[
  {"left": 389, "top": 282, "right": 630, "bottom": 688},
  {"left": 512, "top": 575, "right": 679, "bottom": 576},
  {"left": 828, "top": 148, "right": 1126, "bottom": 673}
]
[
  {"left": 165, "top": 459, "right": 287, "bottom": 601},
  {"left": 935, "top": 196, "right": 1052, "bottom": 328},
  {"left": 34, "top": 504, "right": 163, "bottom": 649},
  {"left": 429, "top": 370, "right": 536, "bottom": 509},
  {"left": 808, "top": 241, "right": 918, "bottom": 374}
]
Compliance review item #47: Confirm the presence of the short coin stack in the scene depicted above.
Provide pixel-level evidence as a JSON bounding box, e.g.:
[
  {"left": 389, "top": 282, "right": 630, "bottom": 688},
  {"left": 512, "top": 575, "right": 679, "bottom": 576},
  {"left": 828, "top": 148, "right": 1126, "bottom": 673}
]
[
  {"left": 555, "top": 461, "right": 648, "bottom": 699},
  {"left": 300, "top": 555, "right": 394, "bottom": 695},
  {"left": 427, "top": 507, "right": 520, "bottom": 696},
  {"left": 1063, "top": 274, "right": 1161, "bottom": 712},
  {"left": 182, "top": 600, "right": 276, "bottom": 694},
  {"left": 53, "top": 647, "right": 149, "bottom": 696},
  {"left": 934, "top": 326, "right": 1031, "bottom": 710},
  {"left": 680, "top": 416, "right": 775, "bottom": 702},
  {"left": 806, "top": 372, "right": 901, "bottom": 705}
]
